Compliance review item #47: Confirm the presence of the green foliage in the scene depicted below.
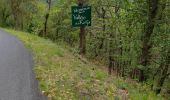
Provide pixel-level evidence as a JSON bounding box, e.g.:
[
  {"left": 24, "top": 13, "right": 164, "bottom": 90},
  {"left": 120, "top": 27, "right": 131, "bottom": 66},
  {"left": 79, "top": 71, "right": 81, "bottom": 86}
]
[{"left": 0, "top": 0, "right": 170, "bottom": 99}]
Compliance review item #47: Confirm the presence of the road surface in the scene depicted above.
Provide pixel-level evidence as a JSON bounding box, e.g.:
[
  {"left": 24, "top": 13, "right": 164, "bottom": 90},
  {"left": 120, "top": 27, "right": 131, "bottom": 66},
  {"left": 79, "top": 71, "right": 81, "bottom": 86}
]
[{"left": 0, "top": 30, "right": 47, "bottom": 100}]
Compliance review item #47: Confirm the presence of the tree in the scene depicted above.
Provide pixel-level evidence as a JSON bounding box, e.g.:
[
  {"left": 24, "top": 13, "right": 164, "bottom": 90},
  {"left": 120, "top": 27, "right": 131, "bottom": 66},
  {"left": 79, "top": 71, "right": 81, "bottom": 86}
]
[
  {"left": 42, "top": 0, "right": 52, "bottom": 37},
  {"left": 139, "top": 0, "right": 165, "bottom": 81},
  {"left": 78, "top": 0, "right": 86, "bottom": 55},
  {"left": 153, "top": 48, "right": 170, "bottom": 94}
]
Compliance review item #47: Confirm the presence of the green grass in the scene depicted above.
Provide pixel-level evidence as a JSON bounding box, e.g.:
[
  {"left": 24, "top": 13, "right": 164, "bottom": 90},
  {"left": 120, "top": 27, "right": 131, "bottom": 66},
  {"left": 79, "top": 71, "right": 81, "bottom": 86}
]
[{"left": 2, "top": 28, "right": 167, "bottom": 100}]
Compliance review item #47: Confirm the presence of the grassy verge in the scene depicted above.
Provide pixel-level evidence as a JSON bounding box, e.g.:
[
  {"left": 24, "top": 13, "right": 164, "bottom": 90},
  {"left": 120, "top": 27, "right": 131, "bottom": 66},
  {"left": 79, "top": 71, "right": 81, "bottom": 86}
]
[{"left": 2, "top": 28, "right": 166, "bottom": 100}]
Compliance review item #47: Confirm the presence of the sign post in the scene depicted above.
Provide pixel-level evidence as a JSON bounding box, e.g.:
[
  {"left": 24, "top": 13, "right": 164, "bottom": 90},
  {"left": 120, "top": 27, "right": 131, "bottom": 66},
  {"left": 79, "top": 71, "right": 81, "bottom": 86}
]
[{"left": 72, "top": 1, "right": 91, "bottom": 55}]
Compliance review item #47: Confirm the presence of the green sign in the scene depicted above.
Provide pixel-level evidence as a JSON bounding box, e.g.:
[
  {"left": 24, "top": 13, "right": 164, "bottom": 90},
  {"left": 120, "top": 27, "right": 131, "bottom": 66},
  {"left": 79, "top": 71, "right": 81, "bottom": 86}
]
[{"left": 72, "top": 6, "right": 91, "bottom": 27}]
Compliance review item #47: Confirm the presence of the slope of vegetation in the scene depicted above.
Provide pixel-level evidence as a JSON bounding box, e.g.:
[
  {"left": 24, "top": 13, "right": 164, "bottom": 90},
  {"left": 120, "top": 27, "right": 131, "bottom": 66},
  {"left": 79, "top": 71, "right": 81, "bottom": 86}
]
[
  {"left": 2, "top": 28, "right": 166, "bottom": 100},
  {"left": 0, "top": 0, "right": 170, "bottom": 99}
]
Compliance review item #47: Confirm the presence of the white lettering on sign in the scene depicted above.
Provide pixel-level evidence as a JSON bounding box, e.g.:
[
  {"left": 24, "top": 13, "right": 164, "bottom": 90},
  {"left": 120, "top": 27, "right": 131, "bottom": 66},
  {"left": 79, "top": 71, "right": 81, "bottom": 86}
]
[
  {"left": 75, "top": 20, "right": 91, "bottom": 26},
  {"left": 73, "top": 7, "right": 90, "bottom": 14},
  {"left": 73, "top": 15, "right": 86, "bottom": 20}
]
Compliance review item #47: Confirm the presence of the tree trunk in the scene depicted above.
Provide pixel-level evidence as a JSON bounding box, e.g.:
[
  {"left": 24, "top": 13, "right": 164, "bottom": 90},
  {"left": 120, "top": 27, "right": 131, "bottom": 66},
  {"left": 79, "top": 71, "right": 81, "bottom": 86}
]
[
  {"left": 153, "top": 49, "right": 170, "bottom": 94},
  {"left": 139, "top": 0, "right": 159, "bottom": 82},
  {"left": 108, "top": 4, "right": 120, "bottom": 75},
  {"left": 43, "top": 0, "right": 51, "bottom": 37},
  {"left": 99, "top": 7, "right": 106, "bottom": 50},
  {"left": 108, "top": 56, "right": 112, "bottom": 75},
  {"left": 78, "top": 0, "right": 86, "bottom": 55},
  {"left": 10, "top": 0, "right": 20, "bottom": 29},
  {"left": 44, "top": 13, "right": 49, "bottom": 37},
  {"left": 79, "top": 26, "right": 86, "bottom": 55}
]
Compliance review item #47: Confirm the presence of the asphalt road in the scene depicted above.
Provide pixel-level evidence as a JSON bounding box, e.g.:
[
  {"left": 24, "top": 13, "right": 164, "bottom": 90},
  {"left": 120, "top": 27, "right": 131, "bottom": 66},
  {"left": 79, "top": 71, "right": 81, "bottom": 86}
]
[{"left": 0, "top": 30, "right": 47, "bottom": 100}]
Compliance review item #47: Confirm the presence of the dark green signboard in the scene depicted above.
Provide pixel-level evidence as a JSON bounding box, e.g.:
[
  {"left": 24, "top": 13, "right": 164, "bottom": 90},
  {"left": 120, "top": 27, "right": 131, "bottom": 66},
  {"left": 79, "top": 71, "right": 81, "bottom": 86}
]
[{"left": 72, "top": 6, "right": 91, "bottom": 27}]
